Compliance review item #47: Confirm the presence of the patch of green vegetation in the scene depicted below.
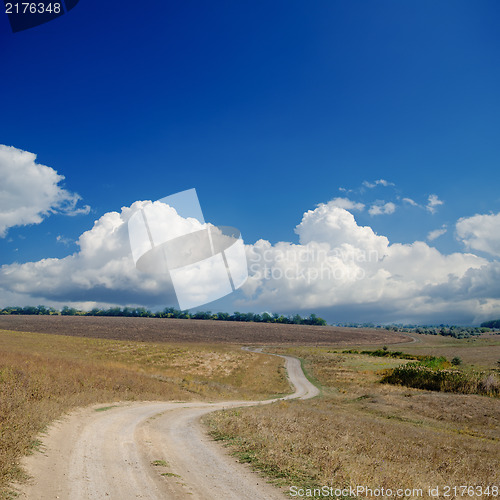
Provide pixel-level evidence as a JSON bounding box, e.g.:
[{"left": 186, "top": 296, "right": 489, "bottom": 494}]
[
  {"left": 0, "top": 490, "right": 19, "bottom": 500},
  {"left": 151, "top": 460, "right": 168, "bottom": 467},
  {"left": 385, "top": 414, "right": 424, "bottom": 425},
  {"left": 27, "top": 439, "right": 42, "bottom": 455},
  {"left": 94, "top": 405, "right": 119, "bottom": 412},
  {"left": 343, "top": 348, "right": 448, "bottom": 364},
  {"left": 298, "top": 358, "right": 323, "bottom": 396},
  {"left": 161, "top": 472, "right": 181, "bottom": 478},
  {"left": 417, "top": 356, "right": 449, "bottom": 369}
]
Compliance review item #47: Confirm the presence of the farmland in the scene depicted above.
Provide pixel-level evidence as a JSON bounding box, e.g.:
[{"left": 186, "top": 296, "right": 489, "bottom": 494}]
[{"left": 0, "top": 314, "right": 410, "bottom": 345}]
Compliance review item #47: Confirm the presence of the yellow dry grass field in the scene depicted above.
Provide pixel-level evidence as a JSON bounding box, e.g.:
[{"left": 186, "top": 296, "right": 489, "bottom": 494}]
[
  {"left": 0, "top": 329, "right": 288, "bottom": 497},
  {"left": 206, "top": 344, "right": 500, "bottom": 498}
]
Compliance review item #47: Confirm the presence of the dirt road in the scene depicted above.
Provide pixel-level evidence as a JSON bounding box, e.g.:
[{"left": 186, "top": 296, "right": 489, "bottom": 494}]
[{"left": 19, "top": 354, "right": 319, "bottom": 500}]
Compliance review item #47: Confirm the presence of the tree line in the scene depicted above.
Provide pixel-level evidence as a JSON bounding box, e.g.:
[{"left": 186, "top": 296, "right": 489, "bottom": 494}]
[
  {"left": 481, "top": 319, "right": 500, "bottom": 329},
  {"left": 0, "top": 305, "right": 327, "bottom": 326},
  {"left": 380, "top": 324, "right": 495, "bottom": 338},
  {"left": 336, "top": 321, "right": 498, "bottom": 338}
]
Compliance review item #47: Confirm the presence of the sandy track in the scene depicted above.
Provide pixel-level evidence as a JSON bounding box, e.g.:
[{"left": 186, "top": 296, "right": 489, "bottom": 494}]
[{"left": 19, "top": 354, "right": 318, "bottom": 500}]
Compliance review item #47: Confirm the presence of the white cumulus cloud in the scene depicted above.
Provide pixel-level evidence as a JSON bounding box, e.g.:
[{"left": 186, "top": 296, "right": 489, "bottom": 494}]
[
  {"left": 0, "top": 145, "right": 90, "bottom": 237},
  {"left": 0, "top": 201, "right": 203, "bottom": 307},
  {"left": 456, "top": 212, "right": 500, "bottom": 257},
  {"left": 241, "top": 202, "right": 492, "bottom": 323}
]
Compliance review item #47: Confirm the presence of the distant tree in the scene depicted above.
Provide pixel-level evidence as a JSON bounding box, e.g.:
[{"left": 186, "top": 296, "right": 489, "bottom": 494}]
[
  {"left": 303, "top": 313, "right": 327, "bottom": 326},
  {"left": 481, "top": 319, "right": 500, "bottom": 329},
  {"left": 192, "top": 311, "right": 212, "bottom": 320},
  {"left": 61, "top": 306, "right": 77, "bottom": 316}
]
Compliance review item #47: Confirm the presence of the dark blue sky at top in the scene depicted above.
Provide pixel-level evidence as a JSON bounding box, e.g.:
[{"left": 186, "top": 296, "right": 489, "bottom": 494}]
[{"left": 1, "top": 0, "right": 500, "bottom": 265}]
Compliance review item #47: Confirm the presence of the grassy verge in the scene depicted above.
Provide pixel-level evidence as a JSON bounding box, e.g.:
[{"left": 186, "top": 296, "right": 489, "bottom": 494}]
[
  {"left": 371, "top": 333, "right": 500, "bottom": 370},
  {"left": 205, "top": 347, "right": 500, "bottom": 497},
  {"left": 0, "top": 329, "right": 288, "bottom": 497},
  {"left": 297, "top": 357, "right": 324, "bottom": 396},
  {"left": 346, "top": 348, "right": 500, "bottom": 397}
]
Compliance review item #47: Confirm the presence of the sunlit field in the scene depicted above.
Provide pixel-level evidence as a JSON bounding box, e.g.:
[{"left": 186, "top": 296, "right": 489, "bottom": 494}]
[
  {"left": 0, "top": 329, "right": 288, "bottom": 497},
  {"left": 206, "top": 339, "right": 500, "bottom": 498}
]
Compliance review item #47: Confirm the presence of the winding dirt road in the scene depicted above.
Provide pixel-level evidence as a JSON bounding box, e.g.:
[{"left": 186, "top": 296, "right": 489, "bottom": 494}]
[{"left": 19, "top": 354, "right": 319, "bottom": 500}]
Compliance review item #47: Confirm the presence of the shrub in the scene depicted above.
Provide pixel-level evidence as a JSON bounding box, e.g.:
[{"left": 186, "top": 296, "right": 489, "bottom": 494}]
[{"left": 381, "top": 364, "right": 499, "bottom": 397}]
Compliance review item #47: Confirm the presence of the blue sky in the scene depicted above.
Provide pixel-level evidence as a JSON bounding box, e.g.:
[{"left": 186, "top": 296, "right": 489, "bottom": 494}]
[{"left": 1, "top": 1, "right": 500, "bottom": 324}]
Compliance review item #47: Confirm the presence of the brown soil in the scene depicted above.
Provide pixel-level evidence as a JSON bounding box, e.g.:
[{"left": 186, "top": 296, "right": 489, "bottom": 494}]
[{"left": 0, "top": 315, "right": 409, "bottom": 345}]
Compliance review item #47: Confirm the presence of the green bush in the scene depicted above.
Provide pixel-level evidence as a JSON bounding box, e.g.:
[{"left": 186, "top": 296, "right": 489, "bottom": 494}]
[
  {"left": 382, "top": 364, "right": 499, "bottom": 397},
  {"left": 358, "top": 350, "right": 448, "bottom": 366}
]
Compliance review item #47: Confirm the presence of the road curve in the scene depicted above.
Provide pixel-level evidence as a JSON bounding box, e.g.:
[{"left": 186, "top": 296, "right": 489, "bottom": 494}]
[{"left": 18, "top": 353, "right": 319, "bottom": 500}]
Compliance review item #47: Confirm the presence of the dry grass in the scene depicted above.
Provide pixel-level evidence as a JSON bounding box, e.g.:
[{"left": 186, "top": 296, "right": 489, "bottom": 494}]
[
  {"left": 0, "top": 329, "right": 289, "bottom": 400},
  {"left": 205, "top": 347, "right": 500, "bottom": 497},
  {"left": 0, "top": 329, "right": 288, "bottom": 497}
]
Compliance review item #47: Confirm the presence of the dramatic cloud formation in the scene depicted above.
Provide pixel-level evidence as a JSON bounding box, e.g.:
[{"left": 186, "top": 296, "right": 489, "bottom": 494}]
[
  {"left": 456, "top": 212, "right": 500, "bottom": 257},
  {"left": 0, "top": 145, "right": 90, "bottom": 237},
  {"left": 1, "top": 199, "right": 499, "bottom": 324},
  {"left": 0, "top": 201, "right": 192, "bottom": 307},
  {"left": 240, "top": 201, "right": 497, "bottom": 324}
]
